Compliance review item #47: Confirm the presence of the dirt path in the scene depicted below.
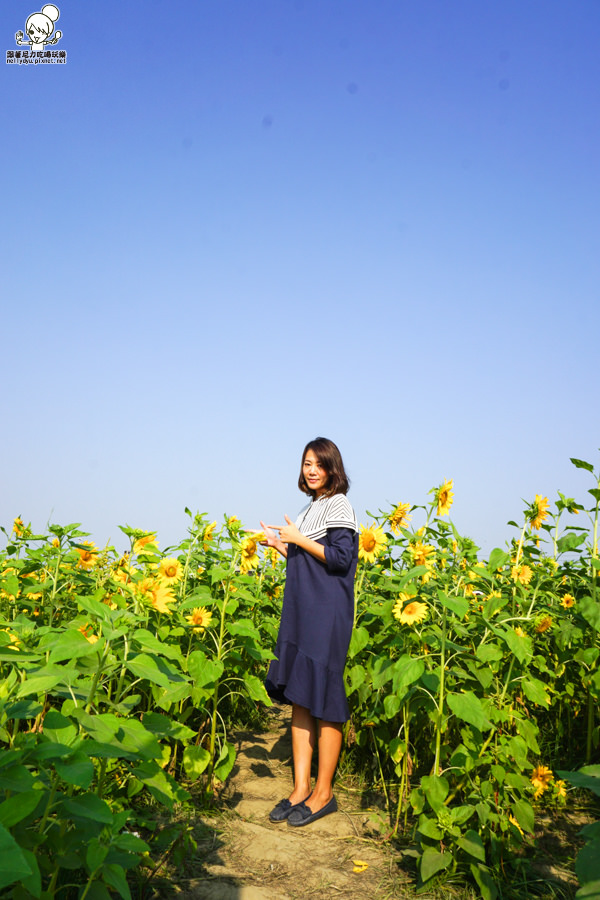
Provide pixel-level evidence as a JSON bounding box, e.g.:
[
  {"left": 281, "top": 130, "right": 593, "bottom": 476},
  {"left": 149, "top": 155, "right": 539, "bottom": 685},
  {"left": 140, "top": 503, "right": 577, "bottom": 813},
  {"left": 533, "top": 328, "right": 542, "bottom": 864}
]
[{"left": 182, "top": 708, "right": 412, "bottom": 900}]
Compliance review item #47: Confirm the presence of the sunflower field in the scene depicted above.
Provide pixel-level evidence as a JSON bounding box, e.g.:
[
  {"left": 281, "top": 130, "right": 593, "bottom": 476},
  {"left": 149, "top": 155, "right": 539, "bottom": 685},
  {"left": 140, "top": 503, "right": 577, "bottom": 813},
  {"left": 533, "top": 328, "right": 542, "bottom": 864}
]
[{"left": 1, "top": 455, "right": 599, "bottom": 899}]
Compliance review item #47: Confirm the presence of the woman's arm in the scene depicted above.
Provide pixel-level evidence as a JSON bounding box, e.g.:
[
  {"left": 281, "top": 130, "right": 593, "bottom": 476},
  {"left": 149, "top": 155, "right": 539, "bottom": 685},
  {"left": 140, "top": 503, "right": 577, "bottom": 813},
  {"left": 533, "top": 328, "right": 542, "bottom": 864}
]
[{"left": 277, "top": 516, "right": 326, "bottom": 563}]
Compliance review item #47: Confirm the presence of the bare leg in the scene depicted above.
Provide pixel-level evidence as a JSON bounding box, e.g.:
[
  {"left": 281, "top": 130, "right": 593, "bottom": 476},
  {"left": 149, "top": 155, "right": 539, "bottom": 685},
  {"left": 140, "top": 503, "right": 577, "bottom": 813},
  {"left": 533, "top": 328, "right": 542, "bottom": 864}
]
[
  {"left": 304, "top": 719, "right": 342, "bottom": 813},
  {"left": 288, "top": 703, "right": 316, "bottom": 805}
]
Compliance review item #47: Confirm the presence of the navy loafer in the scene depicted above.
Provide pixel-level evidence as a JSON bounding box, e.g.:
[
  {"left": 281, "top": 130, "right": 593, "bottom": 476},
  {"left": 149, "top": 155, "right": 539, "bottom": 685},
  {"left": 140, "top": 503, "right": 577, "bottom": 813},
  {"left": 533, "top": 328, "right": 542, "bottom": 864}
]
[
  {"left": 287, "top": 795, "right": 338, "bottom": 827},
  {"left": 269, "top": 793, "right": 312, "bottom": 823}
]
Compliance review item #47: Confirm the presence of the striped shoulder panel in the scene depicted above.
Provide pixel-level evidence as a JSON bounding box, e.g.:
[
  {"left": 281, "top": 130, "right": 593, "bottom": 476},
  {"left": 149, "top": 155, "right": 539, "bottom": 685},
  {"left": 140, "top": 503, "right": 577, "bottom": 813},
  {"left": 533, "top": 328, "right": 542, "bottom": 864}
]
[{"left": 297, "top": 494, "right": 358, "bottom": 540}]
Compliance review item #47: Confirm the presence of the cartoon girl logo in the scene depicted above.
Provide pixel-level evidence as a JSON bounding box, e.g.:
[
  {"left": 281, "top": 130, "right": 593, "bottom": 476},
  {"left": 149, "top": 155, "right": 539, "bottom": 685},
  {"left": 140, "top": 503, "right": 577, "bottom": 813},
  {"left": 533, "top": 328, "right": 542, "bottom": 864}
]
[{"left": 15, "top": 5, "right": 62, "bottom": 52}]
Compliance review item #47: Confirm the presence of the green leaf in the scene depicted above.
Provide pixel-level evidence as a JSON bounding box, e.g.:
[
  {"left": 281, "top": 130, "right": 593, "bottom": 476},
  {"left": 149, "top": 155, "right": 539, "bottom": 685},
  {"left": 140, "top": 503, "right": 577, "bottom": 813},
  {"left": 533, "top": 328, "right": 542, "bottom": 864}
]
[
  {"left": 132, "top": 628, "right": 181, "bottom": 661},
  {"left": 469, "top": 862, "right": 498, "bottom": 900},
  {"left": 420, "top": 847, "right": 452, "bottom": 882},
  {"left": 20, "top": 848, "right": 41, "bottom": 899},
  {"left": 132, "top": 761, "right": 189, "bottom": 807},
  {"left": 188, "top": 650, "right": 224, "bottom": 687},
  {"left": 54, "top": 750, "right": 94, "bottom": 788},
  {"left": 420, "top": 775, "right": 449, "bottom": 813},
  {"left": 476, "top": 643, "right": 503, "bottom": 664},
  {"left": 588, "top": 488, "right": 600, "bottom": 504},
  {"left": 437, "top": 591, "right": 469, "bottom": 619},
  {"left": 571, "top": 457, "right": 595, "bottom": 473},
  {"left": 371, "top": 656, "right": 395, "bottom": 689},
  {"left": 487, "top": 548, "right": 510, "bottom": 571},
  {"left": 4, "top": 699, "right": 43, "bottom": 720},
  {"left": 86, "top": 838, "right": 109, "bottom": 872},
  {"left": 62, "top": 793, "right": 113, "bottom": 824},
  {"left": 348, "top": 626, "right": 369, "bottom": 658},
  {"left": 383, "top": 693, "right": 401, "bottom": 719},
  {"left": 102, "top": 863, "right": 131, "bottom": 900},
  {"left": 521, "top": 677, "right": 550, "bottom": 708},
  {"left": 227, "top": 620, "right": 261, "bottom": 640},
  {"left": 141, "top": 712, "right": 195, "bottom": 742},
  {"left": 558, "top": 767, "right": 600, "bottom": 797},
  {"left": 126, "top": 654, "right": 179, "bottom": 688},
  {"left": 43, "top": 709, "right": 77, "bottom": 745},
  {"left": 576, "top": 880, "right": 600, "bottom": 898},
  {"left": 457, "top": 829, "right": 486, "bottom": 862},
  {"left": 0, "top": 790, "right": 42, "bottom": 828},
  {"left": 392, "top": 655, "right": 425, "bottom": 695},
  {"left": 494, "top": 626, "right": 533, "bottom": 665},
  {"left": 557, "top": 532, "right": 586, "bottom": 554},
  {"left": 579, "top": 598, "right": 600, "bottom": 632},
  {"left": 577, "top": 839, "right": 600, "bottom": 886},
  {"left": 417, "top": 814, "right": 443, "bottom": 839},
  {"left": 0, "top": 575, "right": 20, "bottom": 598},
  {"left": 183, "top": 746, "right": 211, "bottom": 779},
  {"left": 75, "top": 593, "right": 114, "bottom": 623},
  {"left": 244, "top": 674, "right": 272, "bottom": 705},
  {"left": 214, "top": 741, "right": 236, "bottom": 783},
  {"left": 15, "top": 670, "right": 64, "bottom": 698},
  {"left": 31, "top": 741, "right": 74, "bottom": 762},
  {"left": 447, "top": 691, "right": 493, "bottom": 731},
  {"left": 0, "top": 822, "right": 33, "bottom": 889},
  {"left": 511, "top": 799, "right": 534, "bottom": 834},
  {"left": 346, "top": 664, "right": 364, "bottom": 694},
  {"left": 47, "top": 629, "right": 101, "bottom": 663},
  {"left": 114, "top": 718, "right": 162, "bottom": 759}
]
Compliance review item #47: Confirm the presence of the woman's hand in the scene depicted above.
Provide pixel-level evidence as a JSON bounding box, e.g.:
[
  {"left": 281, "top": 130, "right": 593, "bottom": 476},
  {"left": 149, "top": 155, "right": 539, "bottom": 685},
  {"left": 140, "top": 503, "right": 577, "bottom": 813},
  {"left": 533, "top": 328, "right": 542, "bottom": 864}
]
[
  {"left": 277, "top": 515, "right": 302, "bottom": 545},
  {"left": 258, "top": 521, "right": 288, "bottom": 557}
]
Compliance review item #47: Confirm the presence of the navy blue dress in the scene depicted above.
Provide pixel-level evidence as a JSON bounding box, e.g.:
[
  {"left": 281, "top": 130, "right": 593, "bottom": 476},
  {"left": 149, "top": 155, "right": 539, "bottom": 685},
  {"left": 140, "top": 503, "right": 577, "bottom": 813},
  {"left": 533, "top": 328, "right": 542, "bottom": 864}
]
[{"left": 265, "top": 494, "right": 359, "bottom": 723}]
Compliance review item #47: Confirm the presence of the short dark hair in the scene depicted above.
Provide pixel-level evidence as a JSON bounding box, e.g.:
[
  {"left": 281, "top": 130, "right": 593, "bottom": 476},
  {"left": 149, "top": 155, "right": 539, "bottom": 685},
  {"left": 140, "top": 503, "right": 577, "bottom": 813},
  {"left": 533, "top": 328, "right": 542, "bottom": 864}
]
[{"left": 298, "top": 437, "right": 350, "bottom": 498}]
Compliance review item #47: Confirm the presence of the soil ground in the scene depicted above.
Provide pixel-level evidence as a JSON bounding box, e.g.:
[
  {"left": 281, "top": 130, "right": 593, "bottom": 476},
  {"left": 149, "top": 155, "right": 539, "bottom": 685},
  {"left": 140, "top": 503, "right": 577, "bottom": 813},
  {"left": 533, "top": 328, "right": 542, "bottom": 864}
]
[
  {"left": 175, "top": 707, "right": 413, "bottom": 900},
  {"left": 158, "top": 708, "right": 588, "bottom": 900}
]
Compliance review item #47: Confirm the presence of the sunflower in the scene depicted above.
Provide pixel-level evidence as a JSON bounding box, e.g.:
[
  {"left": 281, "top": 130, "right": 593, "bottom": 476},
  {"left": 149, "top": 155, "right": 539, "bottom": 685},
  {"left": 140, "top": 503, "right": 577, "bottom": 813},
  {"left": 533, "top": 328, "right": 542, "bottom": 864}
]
[
  {"left": 150, "top": 582, "right": 175, "bottom": 615},
  {"left": 133, "top": 533, "right": 158, "bottom": 555},
  {"left": 358, "top": 524, "right": 387, "bottom": 563},
  {"left": 76, "top": 541, "right": 98, "bottom": 570},
  {"left": 135, "top": 577, "right": 156, "bottom": 601},
  {"left": 203, "top": 522, "right": 217, "bottom": 550},
  {"left": 265, "top": 547, "right": 280, "bottom": 568},
  {"left": 410, "top": 541, "right": 435, "bottom": 568},
  {"left": 12, "top": 517, "right": 24, "bottom": 536},
  {"left": 185, "top": 606, "right": 213, "bottom": 633},
  {"left": 535, "top": 616, "right": 552, "bottom": 634},
  {"left": 514, "top": 626, "right": 526, "bottom": 637},
  {"left": 561, "top": 593, "right": 575, "bottom": 609},
  {"left": 435, "top": 479, "right": 454, "bottom": 517},
  {"left": 508, "top": 815, "right": 524, "bottom": 837},
  {"left": 240, "top": 536, "right": 261, "bottom": 574},
  {"left": 393, "top": 598, "right": 428, "bottom": 626},
  {"left": 387, "top": 502, "right": 412, "bottom": 535},
  {"left": 226, "top": 516, "right": 241, "bottom": 534},
  {"left": 531, "top": 765, "right": 553, "bottom": 799},
  {"left": 528, "top": 495, "right": 550, "bottom": 530},
  {"left": 158, "top": 557, "right": 183, "bottom": 586},
  {"left": 79, "top": 624, "right": 99, "bottom": 645},
  {"left": 1, "top": 629, "right": 21, "bottom": 651},
  {"left": 511, "top": 564, "right": 533, "bottom": 585},
  {"left": 555, "top": 780, "right": 567, "bottom": 800}
]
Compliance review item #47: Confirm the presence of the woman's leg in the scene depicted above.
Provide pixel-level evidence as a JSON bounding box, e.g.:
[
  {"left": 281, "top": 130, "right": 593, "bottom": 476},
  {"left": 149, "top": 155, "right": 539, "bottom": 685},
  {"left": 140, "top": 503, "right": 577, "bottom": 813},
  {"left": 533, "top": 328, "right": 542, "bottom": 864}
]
[
  {"left": 304, "top": 719, "right": 342, "bottom": 813},
  {"left": 288, "top": 703, "right": 316, "bottom": 804}
]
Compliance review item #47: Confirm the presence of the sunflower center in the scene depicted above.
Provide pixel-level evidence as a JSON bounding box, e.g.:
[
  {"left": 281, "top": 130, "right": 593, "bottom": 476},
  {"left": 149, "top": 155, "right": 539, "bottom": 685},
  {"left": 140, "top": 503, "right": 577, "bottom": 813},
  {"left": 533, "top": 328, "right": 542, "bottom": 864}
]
[{"left": 363, "top": 534, "right": 376, "bottom": 552}]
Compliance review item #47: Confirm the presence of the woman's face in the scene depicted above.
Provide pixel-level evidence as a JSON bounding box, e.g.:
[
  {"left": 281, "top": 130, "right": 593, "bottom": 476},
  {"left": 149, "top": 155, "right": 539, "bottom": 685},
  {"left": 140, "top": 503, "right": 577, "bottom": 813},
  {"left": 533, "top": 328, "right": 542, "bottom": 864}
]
[{"left": 303, "top": 450, "right": 329, "bottom": 497}]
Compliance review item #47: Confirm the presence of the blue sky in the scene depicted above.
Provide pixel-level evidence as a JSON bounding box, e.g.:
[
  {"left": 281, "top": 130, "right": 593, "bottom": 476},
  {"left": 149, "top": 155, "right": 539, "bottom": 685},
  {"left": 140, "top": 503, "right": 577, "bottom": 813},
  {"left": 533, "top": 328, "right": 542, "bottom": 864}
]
[{"left": 3, "top": 0, "right": 599, "bottom": 555}]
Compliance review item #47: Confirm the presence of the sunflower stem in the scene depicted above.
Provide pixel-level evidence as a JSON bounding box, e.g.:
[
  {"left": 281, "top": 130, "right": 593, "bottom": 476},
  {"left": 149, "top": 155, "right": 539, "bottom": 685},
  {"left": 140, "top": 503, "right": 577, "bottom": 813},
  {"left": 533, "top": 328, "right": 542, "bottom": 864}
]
[{"left": 433, "top": 606, "right": 447, "bottom": 775}]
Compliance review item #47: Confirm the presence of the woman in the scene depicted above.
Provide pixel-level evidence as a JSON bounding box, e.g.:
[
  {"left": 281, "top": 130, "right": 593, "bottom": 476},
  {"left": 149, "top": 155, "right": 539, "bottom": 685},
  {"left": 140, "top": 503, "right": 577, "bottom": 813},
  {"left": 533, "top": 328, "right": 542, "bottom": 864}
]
[{"left": 261, "top": 437, "right": 358, "bottom": 827}]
